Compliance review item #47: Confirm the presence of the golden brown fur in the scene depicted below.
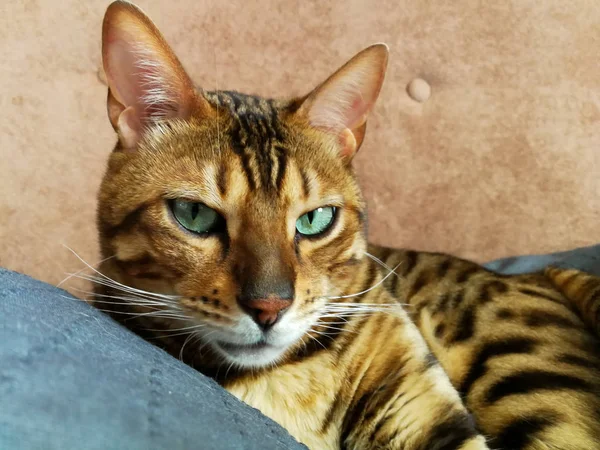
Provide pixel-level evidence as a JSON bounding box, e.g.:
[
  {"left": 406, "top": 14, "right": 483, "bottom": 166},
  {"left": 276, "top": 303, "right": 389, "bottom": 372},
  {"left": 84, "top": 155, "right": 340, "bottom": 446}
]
[
  {"left": 545, "top": 266, "right": 600, "bottom": 337},
  {"left": 93, "top": 2, "right": 600, "bottom": 449},
  {"left": 370, "top": 247, "right": 600, "bottom": 449}
]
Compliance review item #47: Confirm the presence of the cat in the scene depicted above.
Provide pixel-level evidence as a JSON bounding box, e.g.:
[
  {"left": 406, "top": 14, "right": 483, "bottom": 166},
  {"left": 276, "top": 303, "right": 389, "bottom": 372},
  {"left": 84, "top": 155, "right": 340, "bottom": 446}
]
[{"left": 93, "top": 2, "right": 600, "bottom": 449}]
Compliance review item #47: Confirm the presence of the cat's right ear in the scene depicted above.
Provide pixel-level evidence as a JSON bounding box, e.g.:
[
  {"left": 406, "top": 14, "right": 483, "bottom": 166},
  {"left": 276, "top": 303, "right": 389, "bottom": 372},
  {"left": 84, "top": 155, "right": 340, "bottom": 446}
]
[
  {"left": 102, "top": 1, "right": 210, "bottom": 150},
  {"left": 295, "top": 44, "right": 388, "bottom": 160}
]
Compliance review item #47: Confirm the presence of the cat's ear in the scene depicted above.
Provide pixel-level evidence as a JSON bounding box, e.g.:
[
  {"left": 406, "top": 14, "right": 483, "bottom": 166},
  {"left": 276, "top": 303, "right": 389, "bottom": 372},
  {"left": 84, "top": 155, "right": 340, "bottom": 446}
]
[
  {"left": 296, "top": 44, "right": 388, "bottom": 159},
  {"left": 102, "top": 1, "right": 209, "bottom": 149}
]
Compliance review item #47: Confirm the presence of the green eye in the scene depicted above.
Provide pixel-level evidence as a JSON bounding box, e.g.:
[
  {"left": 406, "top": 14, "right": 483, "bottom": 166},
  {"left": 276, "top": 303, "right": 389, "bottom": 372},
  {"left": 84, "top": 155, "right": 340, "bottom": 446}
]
[
  {"left": 170, "top": 199, "right": 223, "bottom": 234},
  {"left": 296, "top": 206, "right": 336, "bottom": 237}
]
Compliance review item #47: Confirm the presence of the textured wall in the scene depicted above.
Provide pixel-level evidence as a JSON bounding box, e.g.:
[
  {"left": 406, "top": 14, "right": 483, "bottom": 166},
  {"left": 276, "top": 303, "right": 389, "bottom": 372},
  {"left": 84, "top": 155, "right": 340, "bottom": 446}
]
[{"left": 1, "top": 0, "right": 599, "bottom": 294}]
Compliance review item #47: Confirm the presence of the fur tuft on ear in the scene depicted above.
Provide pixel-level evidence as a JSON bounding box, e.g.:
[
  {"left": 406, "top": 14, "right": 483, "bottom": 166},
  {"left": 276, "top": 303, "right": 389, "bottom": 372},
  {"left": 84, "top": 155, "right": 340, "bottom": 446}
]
[
  {"left": 297, "top": 44, "right": 389, "bottom": 158},
  {"left": 102, "top": 1, "right": 209, "bottom": 149}
]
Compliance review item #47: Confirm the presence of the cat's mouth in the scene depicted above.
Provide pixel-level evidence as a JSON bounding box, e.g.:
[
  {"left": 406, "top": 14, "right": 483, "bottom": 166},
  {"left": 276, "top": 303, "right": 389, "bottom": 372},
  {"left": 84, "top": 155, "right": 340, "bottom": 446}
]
[
  {"left": 212, "top": 338, "right": 290, "bottom": 367},
  {"left": 215, "top": 339, "right": 272, "bottom": 352}
]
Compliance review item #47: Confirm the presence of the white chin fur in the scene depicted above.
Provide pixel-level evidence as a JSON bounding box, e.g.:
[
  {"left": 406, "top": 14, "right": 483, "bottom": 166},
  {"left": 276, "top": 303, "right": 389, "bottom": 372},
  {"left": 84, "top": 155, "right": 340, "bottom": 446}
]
[
  {"left": 212, "top": 342, "right": 289, "bottom": 368},
  {"left": 203, "top": 311, "right": 313, "bottom": 369}
]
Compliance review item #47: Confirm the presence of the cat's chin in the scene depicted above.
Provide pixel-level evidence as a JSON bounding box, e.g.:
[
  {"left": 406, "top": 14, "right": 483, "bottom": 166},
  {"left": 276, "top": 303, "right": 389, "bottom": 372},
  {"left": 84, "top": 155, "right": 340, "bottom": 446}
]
[{"left": 212, "top": 340, "right": 289, "bottom": 369}]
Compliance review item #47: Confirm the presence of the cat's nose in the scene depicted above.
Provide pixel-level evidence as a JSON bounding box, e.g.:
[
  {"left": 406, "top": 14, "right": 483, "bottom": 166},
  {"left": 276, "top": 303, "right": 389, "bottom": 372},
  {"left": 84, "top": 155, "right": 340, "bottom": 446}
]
[{"left": 240, "top": 297, "right": 291, "bottom": 330}]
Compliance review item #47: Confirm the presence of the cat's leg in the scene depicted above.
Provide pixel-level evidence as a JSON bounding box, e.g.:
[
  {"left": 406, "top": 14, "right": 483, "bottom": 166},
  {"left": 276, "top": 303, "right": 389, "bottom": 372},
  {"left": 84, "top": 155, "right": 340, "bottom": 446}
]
[{"left": 339, "top": 302, "right": 489, "bottom": 450}]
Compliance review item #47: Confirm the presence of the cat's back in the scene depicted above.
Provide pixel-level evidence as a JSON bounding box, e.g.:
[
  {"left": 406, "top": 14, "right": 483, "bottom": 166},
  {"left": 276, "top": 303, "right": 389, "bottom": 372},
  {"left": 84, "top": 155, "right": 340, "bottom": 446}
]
[{"left": 371, "top": 245, "right": 600, "bottom": 449}]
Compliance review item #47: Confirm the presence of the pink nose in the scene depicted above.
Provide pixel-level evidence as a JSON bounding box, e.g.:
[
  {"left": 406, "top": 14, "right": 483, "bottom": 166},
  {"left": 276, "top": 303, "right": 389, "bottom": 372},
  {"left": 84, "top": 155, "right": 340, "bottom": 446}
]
[{"left": 243, "top": 297, "right": 291, "bottom": 329}]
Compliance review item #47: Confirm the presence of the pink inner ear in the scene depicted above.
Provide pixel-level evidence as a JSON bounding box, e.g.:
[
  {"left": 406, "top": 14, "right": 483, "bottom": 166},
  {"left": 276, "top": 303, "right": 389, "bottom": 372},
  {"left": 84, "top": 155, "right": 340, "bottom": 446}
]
[
  {"left": 348, "top": 97, "right": 368, "bottom": 128},
  {"left": 303, "top": 45, "right": 388, "bottom": 139},
  {"left": 104, "top": 19, "right": 190, "bottom": 129}
]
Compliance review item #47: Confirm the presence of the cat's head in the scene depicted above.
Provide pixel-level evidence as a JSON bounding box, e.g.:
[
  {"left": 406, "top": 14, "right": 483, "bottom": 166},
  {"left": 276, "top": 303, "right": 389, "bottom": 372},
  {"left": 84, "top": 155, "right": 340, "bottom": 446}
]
[{"left": 97, "top": 1, "right": 388, "bottom": 369}]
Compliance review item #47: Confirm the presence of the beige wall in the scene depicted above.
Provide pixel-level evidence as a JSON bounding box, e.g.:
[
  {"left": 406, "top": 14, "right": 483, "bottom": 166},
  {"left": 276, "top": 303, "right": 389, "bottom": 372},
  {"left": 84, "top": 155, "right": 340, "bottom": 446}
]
[{"left": 1, "top": 0, "right": 599, "bottom": 294}]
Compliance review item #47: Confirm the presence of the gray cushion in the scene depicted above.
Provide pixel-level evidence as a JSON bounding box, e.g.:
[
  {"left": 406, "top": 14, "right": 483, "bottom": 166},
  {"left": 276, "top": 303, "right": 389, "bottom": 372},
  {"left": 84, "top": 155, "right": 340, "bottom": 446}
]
[
  {"left": 0, "top": 268, "right": 306, "bottom": 450},
  {"left": 484, "top": 244, "right": 600, "bottom": 276}
]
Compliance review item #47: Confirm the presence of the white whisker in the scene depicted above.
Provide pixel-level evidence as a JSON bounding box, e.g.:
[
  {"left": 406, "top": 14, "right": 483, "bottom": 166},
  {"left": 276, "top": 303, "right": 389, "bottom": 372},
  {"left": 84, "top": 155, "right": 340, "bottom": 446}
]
[
  {"left": 57, "top": 254, "right": 116, "bottom": 288},
  {"left": 61, "top": 245, "right": 180, "bottom": 301},
  {"left": 324, "top": 260, "right": 403, "bottom": 301}
]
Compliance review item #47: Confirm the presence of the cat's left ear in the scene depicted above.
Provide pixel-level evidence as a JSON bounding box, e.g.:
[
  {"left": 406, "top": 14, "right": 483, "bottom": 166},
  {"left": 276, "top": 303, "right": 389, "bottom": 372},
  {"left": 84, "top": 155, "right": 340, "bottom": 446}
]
[{"left": 296, "top": 44, "right": 389, "bottom": 159}]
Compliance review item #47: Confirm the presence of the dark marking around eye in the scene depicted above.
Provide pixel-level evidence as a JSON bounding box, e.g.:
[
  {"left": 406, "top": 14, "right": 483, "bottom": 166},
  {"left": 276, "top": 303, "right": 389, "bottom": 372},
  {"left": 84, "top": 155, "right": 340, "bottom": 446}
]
[
  {"left": 217, "top": 165, "right": 228, "bottom": 197},
  {"left": 300, "top": 168, "right": 311, "bottom": 199},
  {"left": 201, "top": 296, "right": 209, "bottom": 304}
]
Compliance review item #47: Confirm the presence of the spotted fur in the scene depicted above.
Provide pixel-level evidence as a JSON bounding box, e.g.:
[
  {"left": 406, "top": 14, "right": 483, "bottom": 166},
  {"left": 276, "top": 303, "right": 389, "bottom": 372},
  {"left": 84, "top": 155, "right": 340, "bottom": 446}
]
[
  {"left": 370, "top": 247, "right": 600, "bottom": 450},
  {"left": 93, "top": 2, "right": 600, "bottom": 449}
]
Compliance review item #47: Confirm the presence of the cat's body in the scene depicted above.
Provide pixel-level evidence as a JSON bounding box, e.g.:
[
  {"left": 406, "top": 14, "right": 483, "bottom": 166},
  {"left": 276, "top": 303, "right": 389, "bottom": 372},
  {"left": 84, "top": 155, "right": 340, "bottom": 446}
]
[{"left": 94, "top": 2, "right": 600, "bottom": 449}]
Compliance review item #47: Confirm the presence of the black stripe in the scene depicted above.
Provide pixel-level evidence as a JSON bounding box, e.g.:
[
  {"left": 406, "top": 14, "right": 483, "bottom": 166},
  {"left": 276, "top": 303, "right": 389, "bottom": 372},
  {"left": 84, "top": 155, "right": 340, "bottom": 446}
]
[
  {"left": 448, "top": 289, "right": 466, "bottom": 310},
  {"left": 407, "top": 272, "right": 428, "bottom": 301},
  {"left": 436, "top": 259, "right": 452, "bottom": 278},
  {"left": 99, "top": 205, "right": 145, "bottom": 238},
  {"left": 495, "top": 308, "right": 515, "bottom": 320},
  {"left": 367, "top": 365, "right": 410, "bottom": 441},
  {"left": 434, "top": 323, "right": 446, "bottom": 339},
  {"left": 266, "top": 99, "right": 285, "bottom": 142},
  {"left": 320, "top": 386, "right": 345, "bottom": 433},
  {"left": 478, "top": 280, "right": 509, "bottom": 305},
  {"left": 459, "top": 337, "right": 537, "bottom": 396},
  {"left": 340, "top": 389, "right": 372, "bottom": 448},
  {"left": 556, "top": 353, "right": 599, "bottom": 370},
  {"left": 335, "top": 314, "right": 370, "bottom": 359},
  {"left": 447, "top": 307, "right": 475, "bottom": 343},
  {"left": 230, "top": 122, "right": 256, "bottom": 191},
  {"left": 432, "top": 293, "right": 452, "bottom": 314},
  {"left": 217, "top": 164, "right": 227, "bottom": 197},
  {"left": 492, "top": 414, "right": 556, "bottom": 450},
  {"left": 419, "top": 410, "right": 479, "bottom": 450},
  {"left": 586, "top": 289, "right": 600, "bottom": 315},
  {"left": 274, "top": 145, "right": 287, "bottom": 190},
  {"left": 402, "top": 250, "right": 419, "bottom": 276},
  {"left": 299, "top": 168, "right": 311, "bottom": 199},
  {"left": 456, "top": 266, "right": 479, "bottom": 283},
  {"left": 485, "top": 370, "right": 593, "bottom": 404},
  {"left": 518, "top": 288, "right": 564, "bottom": 305},
  {"left": 522, "top": 309, "right": 578, "bottom": 329}
]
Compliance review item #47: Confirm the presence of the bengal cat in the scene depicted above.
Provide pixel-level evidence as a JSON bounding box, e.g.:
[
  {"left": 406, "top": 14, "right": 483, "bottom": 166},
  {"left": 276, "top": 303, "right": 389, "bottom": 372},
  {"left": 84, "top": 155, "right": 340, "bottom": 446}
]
[{"left": 92, "top": 2, "right": 600, "bottom": 449}]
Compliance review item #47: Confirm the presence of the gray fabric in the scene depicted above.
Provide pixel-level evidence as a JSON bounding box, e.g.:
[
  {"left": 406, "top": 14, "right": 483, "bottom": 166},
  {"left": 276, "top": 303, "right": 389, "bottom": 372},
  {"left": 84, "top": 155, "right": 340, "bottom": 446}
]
[
  {"left": 0, "top": 268, "right": 305, "bottom": 450},
  {"left": 484, "top": 244, "right": 600, "bottom": 276}
]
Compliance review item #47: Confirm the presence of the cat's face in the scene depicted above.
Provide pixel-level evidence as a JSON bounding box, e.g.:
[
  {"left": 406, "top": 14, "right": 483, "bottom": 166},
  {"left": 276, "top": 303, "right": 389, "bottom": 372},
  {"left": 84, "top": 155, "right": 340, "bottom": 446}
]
[{"left": 97, "top": 1, "right": 387, "bottom": 369}]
